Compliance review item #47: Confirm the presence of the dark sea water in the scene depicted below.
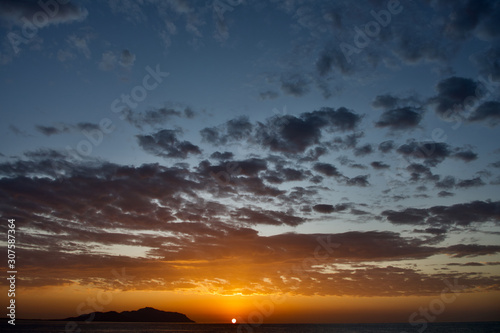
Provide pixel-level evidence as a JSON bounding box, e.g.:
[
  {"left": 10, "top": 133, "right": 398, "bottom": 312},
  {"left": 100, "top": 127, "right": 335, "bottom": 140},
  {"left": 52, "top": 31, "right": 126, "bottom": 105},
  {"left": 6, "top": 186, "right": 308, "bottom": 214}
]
[{"left": 1, "top": 321, "right": 500, "bottom": 333}]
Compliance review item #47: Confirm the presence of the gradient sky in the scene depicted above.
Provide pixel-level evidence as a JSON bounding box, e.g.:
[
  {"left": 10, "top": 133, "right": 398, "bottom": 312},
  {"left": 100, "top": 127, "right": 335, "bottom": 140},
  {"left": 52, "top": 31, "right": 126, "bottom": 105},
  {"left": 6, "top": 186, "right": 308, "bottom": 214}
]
[{"left": 1, "top": 0, "right": 500, "bottom": 325}]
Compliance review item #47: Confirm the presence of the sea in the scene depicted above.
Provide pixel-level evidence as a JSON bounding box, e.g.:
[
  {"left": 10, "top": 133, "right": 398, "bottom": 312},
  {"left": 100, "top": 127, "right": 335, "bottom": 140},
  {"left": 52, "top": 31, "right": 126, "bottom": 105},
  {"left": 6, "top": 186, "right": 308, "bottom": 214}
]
[{"left": 1, "top": 321, "right": 500, "bottom": 333}]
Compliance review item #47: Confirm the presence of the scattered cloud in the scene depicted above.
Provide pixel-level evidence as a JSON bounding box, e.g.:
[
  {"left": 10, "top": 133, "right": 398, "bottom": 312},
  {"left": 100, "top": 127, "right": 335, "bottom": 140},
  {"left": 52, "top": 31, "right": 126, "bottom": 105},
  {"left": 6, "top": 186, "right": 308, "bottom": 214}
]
[
  {"left": 122, "top": 106, "right": 189, "bottom": 129},
  {"left": 375, "top": 107, "right": 423, "bottom": 131},
  {"left": 468, "top": 101, "right": 500, "bottom": 127},
  {"left": 35, "top": 124, "right": 71, "bottom": 136},
  {"left": 313, "top": 162, "right": 342, "bottom": 177},
  {"left": 382, "top": 200, "right": 500, "bottom": 228},
  {"left": 137, "top": 129, "right": 202, "bottom": 159},
  {"left": 428, "top": 76, "right": 481, "bottom": 119},
  {"left": 371, "top": 161, "right": 390, "bottom": 170}
]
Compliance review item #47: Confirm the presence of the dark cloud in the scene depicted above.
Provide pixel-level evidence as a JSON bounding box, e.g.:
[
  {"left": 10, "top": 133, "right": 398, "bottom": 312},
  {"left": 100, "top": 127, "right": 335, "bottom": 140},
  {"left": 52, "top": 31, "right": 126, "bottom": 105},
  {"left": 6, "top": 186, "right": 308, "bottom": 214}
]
[
  {"left": 233, "top": 158, "right": 267, "bottom": 177},
  {"left": 345, "top": 175, "right": 370, "bottom": 187},
  {"left": 312, "top": 204, "right": 335, "bottom": 214},
  {"left": 0, "top": 0, "right": 88, "bottom": 26},
  {"left": 195, "top": 159, "right": 283, "bottom": 197},
  {"left": 375, "top": 107, "right": 423, "bottom": 131},
  {"left": 121, "top": 107, "right": 186, "bottom": 129},
  {"left": 199, "top": 127, "right": 220, "bottom": 145},
  {"left": 257, "top": 107, "right": 362, "bottom": 154},
  {"left": 137, "top": 129, "right": 201, "bottom": 159},
  {"left": 333, "top": 132, "right": 364, "bottom": 150},
  {"left": 371, "top": 161, "right": 390, "bottom": 170},
  {"left": 279, "top": 167, "right": 308, "bottom": 182},
  {"left": 491, "top": 161, "right": 500, "bottom": 168},
  {"left": 382, "top": 200, "right": 500, "bottom": 228},
  {"left": 372, "top": 94, "right": 424, "bottom": 131},
  {"left": 452, "top": 150, "right": 478, "bottom": 162},
  {"left": 210, "top": 151, "right": 234, "bottom": 160},
  {"left": 313, "top": 162, "right": 342, "bottom": 177},
  {"left": 315, "top": 47, "right": 354, "bottom": 77},
  {"left": 353, "top": 144, "right": 373, "bottom": 157},
  {"left": 372, "top": 95, "right": 399, "bottom": 110},
  {"left": 351, "top": 163, "right": 367, "bottom": 169},
  {"left": 443, "top": 0, "right": 495, "bottom": 40},
  {"left": 226, "top": 116, "right": 253, "bottom": 141},
  {"left": 378, "top": 140, "right": 395, "bottom": 153},
  {"left": 24, "top": 148, "right": 68, "bottom": 160},
  {"left": 231, "top": 207, "right": 305, "bottom": 226},
  {"left": 309, "top": 175, "right": 323, "bottom": 184},
  {"left": 76, "top": 122, "right": 100, "bottom": 131},
  {"left": 200, "top": 116, "right": 253, "bottom": 145},
  {"left": 382, "top": 208, "right": 428, "bottom": 225},
  {"left": 396, "top": 141, "right": 475, "bottom": 167},
  {"left": 435, "top": 175, "right": 484, "bottom": 189},
  {"left": 428, "top": 77, "right": 482, "bottom": 119},
  {"left": 35, "top": 124, "right": 70, "bottom": 136},
  {"left": 396, "top": 141, "right": 451, "bottom": 167},
  {"left": 438, "top": 191, "right": 455, "bottom": 197},
  {"left": 414, "top": 227, "right": 447, "bottom": 235},
  {"left": 447, "top": 262, "right": 484, "bottom": 267},
  {"left": 333, "top": 157, "right": 366, "bottom": 170},
  {"left": 435, "top": 175, "right": 456, "bottom": 189},
  {"left": 406, "top": 163, "right": 438, "bottom": 182},
  {"left": 258, "top": 115, "right": 322, "bottom": 153},
  {"left": 468, "top": 101, "right": 500, "bottom": 127},
  {"left": 444, "top": 244, "right": 500, "bottom": 258},
  {"left": 201, "top": 107, "right": 361, "bottom": 155},
  {"left": 280, "top": 186, "right": 318, "bottom": 205},
  {"left": 316, "top": 51, "right": 334, "bottom": 77},
  {"left": 0, "top": 153, "right": 497, "bottom": 296},
  {"left": 456, "top": 177, "right": 485, "bottom": 188},
  {"left": 35, "top": 121, "right": 110, "bottom": 136},
  {"left": 184, "top": 107, "right": 195, "bottom": 118},
  {"left": 299, "top": 146, "right": 329, "bottom": 162},
  {"left": 304, "top": 107, "right": 363, "bottom": 132}
]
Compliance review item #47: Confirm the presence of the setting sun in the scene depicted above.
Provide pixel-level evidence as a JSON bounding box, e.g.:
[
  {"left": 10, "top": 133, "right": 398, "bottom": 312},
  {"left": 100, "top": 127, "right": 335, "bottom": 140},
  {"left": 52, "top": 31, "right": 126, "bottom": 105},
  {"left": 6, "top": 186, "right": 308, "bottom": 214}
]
[{"left": 231, "top": 318, "right": 237, "bottom": 324}]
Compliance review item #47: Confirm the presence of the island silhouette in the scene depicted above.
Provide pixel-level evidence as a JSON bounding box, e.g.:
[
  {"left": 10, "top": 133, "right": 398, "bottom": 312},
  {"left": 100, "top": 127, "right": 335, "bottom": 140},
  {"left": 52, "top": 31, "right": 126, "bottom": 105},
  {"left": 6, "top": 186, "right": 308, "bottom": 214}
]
[{"left": 60, "top": 307, "right": 194, "bottom": 323}]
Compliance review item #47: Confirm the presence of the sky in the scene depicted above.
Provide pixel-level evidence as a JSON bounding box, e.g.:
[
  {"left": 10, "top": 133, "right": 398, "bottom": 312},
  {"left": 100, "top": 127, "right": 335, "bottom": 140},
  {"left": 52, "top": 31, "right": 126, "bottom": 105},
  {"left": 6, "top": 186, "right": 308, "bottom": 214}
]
[{"left": 0, "top": 0, "right": 500, "bottom": 326}]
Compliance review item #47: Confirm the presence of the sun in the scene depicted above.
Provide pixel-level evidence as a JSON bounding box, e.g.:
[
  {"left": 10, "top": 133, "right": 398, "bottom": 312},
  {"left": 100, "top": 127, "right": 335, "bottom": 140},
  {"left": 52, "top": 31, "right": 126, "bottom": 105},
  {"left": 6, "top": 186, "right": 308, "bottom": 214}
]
[{"left": 231, "top": 318, "right": 237, "bottom": 324}]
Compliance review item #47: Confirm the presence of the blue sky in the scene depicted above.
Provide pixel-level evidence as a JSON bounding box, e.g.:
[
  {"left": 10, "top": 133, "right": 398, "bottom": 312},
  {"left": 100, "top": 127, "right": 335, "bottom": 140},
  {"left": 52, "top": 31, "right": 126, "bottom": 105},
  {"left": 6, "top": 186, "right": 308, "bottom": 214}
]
[{"left": 0, "top": 0, "right": 500, "bottom": 323}]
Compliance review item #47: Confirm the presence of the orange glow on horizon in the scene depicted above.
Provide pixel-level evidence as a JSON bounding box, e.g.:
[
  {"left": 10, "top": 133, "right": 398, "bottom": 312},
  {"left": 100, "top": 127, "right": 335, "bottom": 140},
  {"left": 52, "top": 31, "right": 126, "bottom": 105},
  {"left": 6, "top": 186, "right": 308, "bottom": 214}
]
[{"left": 3, "top": 285, "right": 500, "bottom": 324}]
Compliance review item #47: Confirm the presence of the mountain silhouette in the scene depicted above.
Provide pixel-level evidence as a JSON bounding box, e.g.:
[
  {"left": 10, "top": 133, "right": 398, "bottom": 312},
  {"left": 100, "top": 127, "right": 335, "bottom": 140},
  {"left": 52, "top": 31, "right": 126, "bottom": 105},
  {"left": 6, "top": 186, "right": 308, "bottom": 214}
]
[{"left": 61, "top": 307, "right": 194, "bottom": 322}]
